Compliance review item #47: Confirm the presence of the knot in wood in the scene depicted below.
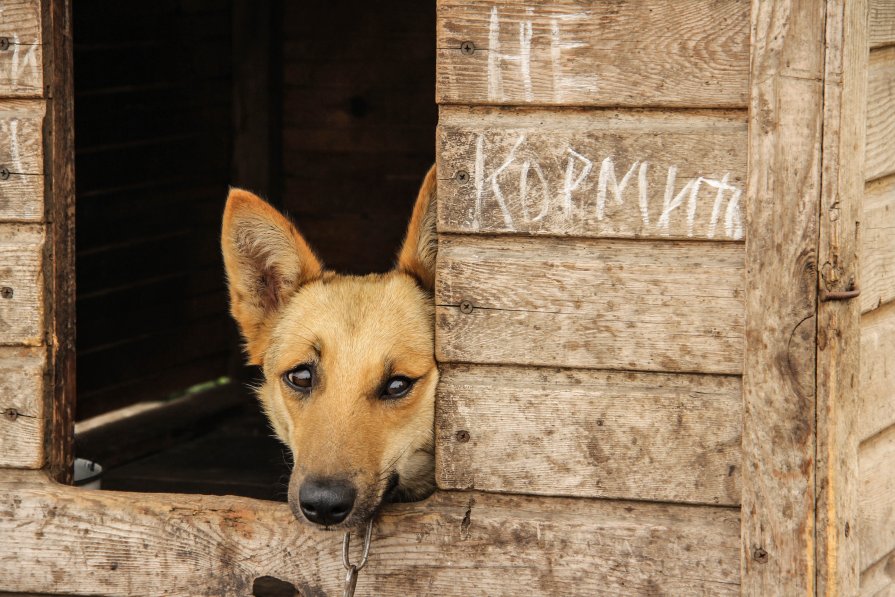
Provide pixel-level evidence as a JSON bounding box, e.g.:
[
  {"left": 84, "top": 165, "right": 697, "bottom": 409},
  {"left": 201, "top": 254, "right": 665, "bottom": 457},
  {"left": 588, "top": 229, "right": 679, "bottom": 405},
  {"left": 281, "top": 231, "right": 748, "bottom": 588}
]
[{"left": 459, "top": 41, "right": 475, "bottom": 55}]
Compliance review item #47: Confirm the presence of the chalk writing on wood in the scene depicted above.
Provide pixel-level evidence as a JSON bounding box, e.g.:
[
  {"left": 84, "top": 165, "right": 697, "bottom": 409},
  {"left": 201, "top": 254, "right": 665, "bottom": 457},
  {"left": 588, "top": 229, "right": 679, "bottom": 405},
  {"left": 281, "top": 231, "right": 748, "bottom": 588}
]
[{"left": 442, "top": 132, "right": 744, "bottom": 240}]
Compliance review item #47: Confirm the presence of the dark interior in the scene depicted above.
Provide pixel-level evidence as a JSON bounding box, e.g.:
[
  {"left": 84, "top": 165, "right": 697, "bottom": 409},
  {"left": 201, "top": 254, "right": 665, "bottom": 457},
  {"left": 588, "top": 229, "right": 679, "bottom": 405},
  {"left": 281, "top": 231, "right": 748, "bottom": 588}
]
[{"left": 72, "top": 0, "right": 436, "bottom": 499}]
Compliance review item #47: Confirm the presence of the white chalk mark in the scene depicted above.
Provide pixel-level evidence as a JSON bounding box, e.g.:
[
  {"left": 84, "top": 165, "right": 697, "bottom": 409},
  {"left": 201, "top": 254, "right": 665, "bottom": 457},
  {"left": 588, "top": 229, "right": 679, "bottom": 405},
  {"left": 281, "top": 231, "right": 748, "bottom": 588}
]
[
  {"left": 518, "top": 159, "right": 551, "bottom": 222},
  {"left": 489, "top": 135, "right": 526, "bottom": 229},
  {"left": 597, "top": 157, "right": 638, "bottom": 221},
  {"left": 657, "top": 166, "right": 695, "bottom": 232},
  {"left": 562, "top": 148, "right": 593, "bottom": 218},
  {"left": 705, "top": 174, "right": 733, "bottom": 238},
  {"left": 8, "top": 120, "right": 24, "bottom": 175},
  {"left": 548, "top": 15, "right": 598, "bottom": 101},
  {"left": 473, "top": 135, "right": 485, "bottom": 229},
  {"left": 487, "top": 7, "right": 504, "bottom": 102},
  {"left": 519, "top": 19, "right": 533, "bottom": 102},
  {"left": 686, "top": 177, "right": 705, "bottom": 237},
  {"left": 10, "top": 35, "right": 38, "bottom": 85},
  {"left": 724, "top": 188, "right": 743, "bottom": 240},
  {"left": 638, "top": 162, "right": 650, "bottom": 226}
]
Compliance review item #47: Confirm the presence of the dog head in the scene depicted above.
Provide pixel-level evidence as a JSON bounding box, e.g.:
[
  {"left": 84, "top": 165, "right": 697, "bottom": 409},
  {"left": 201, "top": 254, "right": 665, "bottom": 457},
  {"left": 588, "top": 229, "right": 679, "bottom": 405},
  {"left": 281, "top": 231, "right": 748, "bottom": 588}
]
[{"left": 221, "top": 167, "right": 437, "bottom": 529}]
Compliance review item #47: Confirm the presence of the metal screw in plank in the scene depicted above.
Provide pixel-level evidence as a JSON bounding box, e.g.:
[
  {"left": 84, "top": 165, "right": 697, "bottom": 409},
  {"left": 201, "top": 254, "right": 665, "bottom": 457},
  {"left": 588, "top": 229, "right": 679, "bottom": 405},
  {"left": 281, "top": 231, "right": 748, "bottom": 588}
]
[
  {"left": 0, "top": 38, "right": 9, "bottom": 52},
  {"left": 454, "top": 170, "right": 469, "bottom": 184},
  {"left": 459, "top": 300, "right": 474, "bottom": 314},
  {"left": 455, "top": 430, "right": 470, "bottom": 443},
  {"left": 0, "top": 287, "right": 13, "bottom": 299},
  {"left": 752, "top": 547, "right": 768, "bottom": 564},
  {"left": 0, "top": 167, "right": 10, "bottom": 181},
  {"left": 460, "top": 41, "right": 475, "bottom": 55},
  {"left": 3, "top": 408, "right": 18, "bottom": 422}
]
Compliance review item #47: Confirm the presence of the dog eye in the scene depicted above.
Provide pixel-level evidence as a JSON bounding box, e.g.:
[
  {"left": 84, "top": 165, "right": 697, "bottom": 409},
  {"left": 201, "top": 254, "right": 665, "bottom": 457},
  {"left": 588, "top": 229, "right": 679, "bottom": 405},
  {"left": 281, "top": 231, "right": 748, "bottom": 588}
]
[
  {"left": 283, "top": 365, "right": 314, "bottom": 392},
  {"left": 382, "top": 376, "right": 413, "bottom": 399}
]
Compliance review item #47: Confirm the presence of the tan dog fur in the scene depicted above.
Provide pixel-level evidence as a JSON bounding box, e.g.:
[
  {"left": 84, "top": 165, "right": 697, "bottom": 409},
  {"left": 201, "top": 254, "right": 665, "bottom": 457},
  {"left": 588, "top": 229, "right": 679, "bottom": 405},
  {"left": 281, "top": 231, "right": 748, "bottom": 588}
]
[{"left": 221, "top": 167, "right": 438, "bottom": 528}]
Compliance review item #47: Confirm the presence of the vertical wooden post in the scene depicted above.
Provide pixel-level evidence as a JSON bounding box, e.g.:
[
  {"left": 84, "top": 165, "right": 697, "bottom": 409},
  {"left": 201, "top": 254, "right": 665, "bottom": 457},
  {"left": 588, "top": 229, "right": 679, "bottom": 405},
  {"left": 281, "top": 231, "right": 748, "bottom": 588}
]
[
  {"left": 816, "top": 0, "right": 869, "bottom": 594},
  {"left": 43, "top": 0, "right": 76, "bottom": 483},
  {"left": 742, "top": 1, "right": 827, "bottom": 593}
]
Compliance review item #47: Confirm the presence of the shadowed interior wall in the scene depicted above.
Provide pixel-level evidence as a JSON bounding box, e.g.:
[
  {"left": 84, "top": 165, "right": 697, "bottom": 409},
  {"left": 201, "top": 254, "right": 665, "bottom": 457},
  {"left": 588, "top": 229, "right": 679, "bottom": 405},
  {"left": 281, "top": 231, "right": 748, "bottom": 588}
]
[{"left": 279, "top": 2, "right": 437, "bottom": 274}]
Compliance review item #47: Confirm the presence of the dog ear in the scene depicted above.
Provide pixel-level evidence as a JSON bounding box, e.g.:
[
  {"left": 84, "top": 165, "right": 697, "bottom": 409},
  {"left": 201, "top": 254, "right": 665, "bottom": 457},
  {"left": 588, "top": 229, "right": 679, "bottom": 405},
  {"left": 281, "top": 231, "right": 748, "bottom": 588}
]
[
  {"left": 397, "top": 165, "right": 438, "bottom": 291},
  {"left": 221, "top": 189, "right": 322, "bottom": 364}
]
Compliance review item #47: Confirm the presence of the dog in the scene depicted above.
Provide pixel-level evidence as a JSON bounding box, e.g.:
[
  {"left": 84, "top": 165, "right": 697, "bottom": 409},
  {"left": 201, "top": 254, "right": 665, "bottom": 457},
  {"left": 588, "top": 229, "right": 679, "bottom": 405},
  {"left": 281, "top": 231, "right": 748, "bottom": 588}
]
[{"left": 221, "top": 167, "right": 438, "bottom": 529}]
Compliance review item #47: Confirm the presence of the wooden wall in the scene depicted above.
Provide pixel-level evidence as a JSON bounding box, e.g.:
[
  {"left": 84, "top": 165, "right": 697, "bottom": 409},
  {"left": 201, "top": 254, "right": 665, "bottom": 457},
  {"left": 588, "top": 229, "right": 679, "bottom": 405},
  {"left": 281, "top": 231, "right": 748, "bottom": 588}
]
[
  {"left": 858, "top": 3, "right": 895, "bottom": 592},
  {"left": 279, "top": 0, "right": 437, "bottom": 275},
  {"left": 72, "top": 0, "right": 238, "bottom": 419},
  {"left": 434, "top": 1, "right": 750, "bottom": 593}
]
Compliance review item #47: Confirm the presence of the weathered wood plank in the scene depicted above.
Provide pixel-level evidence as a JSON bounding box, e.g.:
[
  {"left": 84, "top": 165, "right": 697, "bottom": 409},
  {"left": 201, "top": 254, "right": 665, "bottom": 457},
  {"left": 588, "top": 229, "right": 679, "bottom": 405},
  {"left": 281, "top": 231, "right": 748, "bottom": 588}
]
[
  {"left": 435, "top": 235, "right": 744, "bottom": 375},
  {"left": 861, "top": 549, "right": 895, "bottom": 596},
  {"left": 0, "top": 224, "right": 43, "bottom": 345},
  {"left": 435, "top": 364, "right": 741, "bottom": 505},
  {"left": 0, "top": 0, "right": 43, "bottom": 97},
  {"left": 437, "top": 107, "right": 747, "bottom": 241},
  {"left": 0, "top": 346, "right": 44, "bottom": 468},
  {"left": 436, "top": 0, "right": 750, "bottom": 107},
  {"left": 815, "top": 0, "right": 868, "bottom": 592},
  {"left": 862, "top": 175, "right": 895, "bottom": 312},
  {"left": 742, "top": 0, "right": 826, "bottom": 593},
  {"left": 859, "top": 425, "right": 895, "bottom": 572},
  {"left": 0, "top": 100, "right": 45, "bottom": 222},
  {"left": 0, "top": 471, "right": 741, "bottom": 596},
  {"left": 866, "top": 47, "right": 895, "bottom": 182},
  {"left": 858, "top": 303, "right": 895, "bottom": 442},
  {"left": 870, "top": 0, "right": 895, "bottom": 49}
]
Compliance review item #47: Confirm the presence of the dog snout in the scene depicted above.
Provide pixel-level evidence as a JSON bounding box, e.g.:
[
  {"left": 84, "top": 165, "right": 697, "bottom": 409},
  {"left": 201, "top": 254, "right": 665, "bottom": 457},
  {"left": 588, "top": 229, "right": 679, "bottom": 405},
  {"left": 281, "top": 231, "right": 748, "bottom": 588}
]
[{"left": 297, "top": 478, "right": 357, "bottom": 526}]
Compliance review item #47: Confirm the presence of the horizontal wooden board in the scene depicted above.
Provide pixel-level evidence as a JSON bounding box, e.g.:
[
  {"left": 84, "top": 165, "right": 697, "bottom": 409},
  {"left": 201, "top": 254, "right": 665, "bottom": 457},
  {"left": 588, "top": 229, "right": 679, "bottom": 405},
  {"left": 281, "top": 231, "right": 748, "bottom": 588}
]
[
  {"left": 437, "top": 108, "right": 747, "bottom": 240},
  {"left": 860, "top": 549, "right": 895, "bottom": 595},
  {"left": 0, "top": 100, "right": 45, "bottom": 221},
  {"left": 862, "top": 175, "right": 895, "bottom": 312},
  {"left": 858, "top": 303, "right": 895, "bottom": 441},
  {"left": 436, "top": 0, "right": 749, "bottom": 107},
  {"left": 0, "top": 471, "right": 741, "bottom": 595},
  {"left": 870, "top": 0, "right": 895, "bottom": 49},
  {"left": 436, "top": 235, "right": 744, "bottom": 374},
  {"left": 0, "top": 345, "right": 44, "bottom": 467},
  {"left": 0, "top": 224, "right": 43, "bottom": 345},
  {"left": 859, "top": 424, "right": 895, "bottom": 571},
  {"left": 866, "top": 47, "right": 895, "bottom": 181},
  {"left": 0, "top": 0, "right": 43, "bottom": 97},
  {"left": 436, "top": 364, "right": 741, "bottom": 504}
]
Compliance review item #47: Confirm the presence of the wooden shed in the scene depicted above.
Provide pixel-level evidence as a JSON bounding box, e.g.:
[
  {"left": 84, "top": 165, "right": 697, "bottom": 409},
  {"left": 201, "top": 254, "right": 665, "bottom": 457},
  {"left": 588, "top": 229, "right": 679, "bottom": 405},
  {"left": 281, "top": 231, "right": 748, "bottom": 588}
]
[{"left": 0, "top": 0, "right": 894, "bottom": 595}]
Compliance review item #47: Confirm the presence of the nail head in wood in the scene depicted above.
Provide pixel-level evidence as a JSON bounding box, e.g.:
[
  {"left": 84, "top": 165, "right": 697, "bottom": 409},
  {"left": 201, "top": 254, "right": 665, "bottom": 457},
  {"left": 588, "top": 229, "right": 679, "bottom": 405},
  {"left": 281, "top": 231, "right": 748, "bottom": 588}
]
[
  {"left": 460, "top": 41, "right": 475, "bottom": 55},
  {"left": 0, "top": 167, "right": 10, "bottom": 181},
  {"left": 455, "top": 170, "right": 469, "bottom": 184},
  {"left": 3, "top": 408, "right": 19, "bottom": 422},
  {"left": 459, "top": 300, "right": 474, "bottom": 314},
  {"left": 0, "top": 38, "right": 9, "bottom": 51},
  {"left": 752, "top": 547, "right": 768, "bottom": 564},
  {"left": 0, "top": 287, "right": 13, "bottom": 299},
  {"left": 455, "top": 430, "right": 470, "bottom": 443}
]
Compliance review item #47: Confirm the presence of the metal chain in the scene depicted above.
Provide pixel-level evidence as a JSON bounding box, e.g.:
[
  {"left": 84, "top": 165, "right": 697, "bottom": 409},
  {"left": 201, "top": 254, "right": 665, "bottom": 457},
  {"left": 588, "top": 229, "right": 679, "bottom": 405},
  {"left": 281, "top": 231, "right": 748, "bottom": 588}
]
[{"left": 342, "top": 519, "right": 374, "bottom": 597}]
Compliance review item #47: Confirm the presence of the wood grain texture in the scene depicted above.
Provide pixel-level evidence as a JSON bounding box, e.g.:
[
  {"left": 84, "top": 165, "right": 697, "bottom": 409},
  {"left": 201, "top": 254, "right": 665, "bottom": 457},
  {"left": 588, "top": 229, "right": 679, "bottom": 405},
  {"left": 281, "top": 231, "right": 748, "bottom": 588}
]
[
  {"left": 435, "top": 235, "right": 744, "bottom": 375},
  {"left": 861, "top": 549, "right": 895, "bottom": 596},
  {"left": 815, "top": 0, "right": 868, "bottom": 592},
  {"left": 0, "top": 346, "right": 45, "bottom": 468},
  {"left": 0, "top": 99, "right": 45, "bottom": 222},
  {"left": 435, "top": 364, "right": 741, "bottom": 505},
  {"left": 436, "top": 0, "right": 749, "bottom": 107},
  {"left": 0, "top": 471, "right": 741, "bottom": 596},
  {"left": 437, "top": 107, "right": 747, "bottom": 240},
  {"left": 866, "top": 47, "right": 895, "bottom": 182},
  {"left": 870, "top": 0, "right": 895, "bottom": 48},
  {"left": 859, "top": 425, "right": 895, "bottom": 572},
  {"left": 862, "top": 175, "right": 895, "bottom": 312},
  {"left": 742, "top": 0, "right": 826, "bottom": 593},
  {"left": 0, "top": 0, "right": 43, "bottom": 97},
  {"left": 0, "top": 223, "right": 43, "bottom": 345},
  {"left": 858, "top": 303, "right": 895, "bottom": 442}
]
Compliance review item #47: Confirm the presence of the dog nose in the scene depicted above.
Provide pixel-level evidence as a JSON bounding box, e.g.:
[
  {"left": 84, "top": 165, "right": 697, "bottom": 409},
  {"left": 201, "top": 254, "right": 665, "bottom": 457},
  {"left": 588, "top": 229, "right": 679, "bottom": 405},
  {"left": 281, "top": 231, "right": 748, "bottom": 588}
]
[{"left": 298, "top": 478, "right": 357, "bottom": 526}]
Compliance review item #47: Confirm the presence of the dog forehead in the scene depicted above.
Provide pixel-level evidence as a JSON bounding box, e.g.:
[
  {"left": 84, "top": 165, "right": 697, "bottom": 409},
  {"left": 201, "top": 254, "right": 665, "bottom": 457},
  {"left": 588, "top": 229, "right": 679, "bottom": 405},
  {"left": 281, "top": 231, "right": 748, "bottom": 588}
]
[{"left": 269, "top": 273, "right": 433, "bottom": 365}]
